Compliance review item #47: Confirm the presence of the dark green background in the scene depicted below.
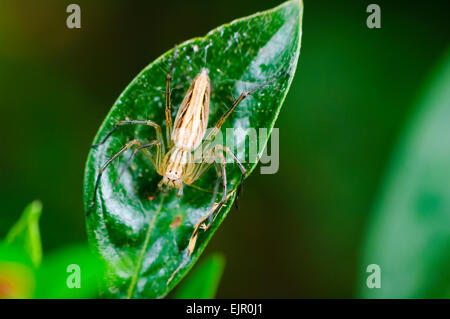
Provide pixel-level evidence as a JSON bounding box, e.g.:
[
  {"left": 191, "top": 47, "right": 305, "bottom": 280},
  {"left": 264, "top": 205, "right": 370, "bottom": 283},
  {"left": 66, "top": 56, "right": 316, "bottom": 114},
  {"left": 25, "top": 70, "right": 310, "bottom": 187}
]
[{"left": 0, "top": 0, "right": 449, "bottom": 297}]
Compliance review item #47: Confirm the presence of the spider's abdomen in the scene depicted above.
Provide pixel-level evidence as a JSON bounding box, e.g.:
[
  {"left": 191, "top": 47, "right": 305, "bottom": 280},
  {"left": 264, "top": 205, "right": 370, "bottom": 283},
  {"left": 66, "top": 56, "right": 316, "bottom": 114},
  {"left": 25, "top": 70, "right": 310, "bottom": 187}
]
[{"left": 172, "top": 69, "right": 210, "bottom": 151}]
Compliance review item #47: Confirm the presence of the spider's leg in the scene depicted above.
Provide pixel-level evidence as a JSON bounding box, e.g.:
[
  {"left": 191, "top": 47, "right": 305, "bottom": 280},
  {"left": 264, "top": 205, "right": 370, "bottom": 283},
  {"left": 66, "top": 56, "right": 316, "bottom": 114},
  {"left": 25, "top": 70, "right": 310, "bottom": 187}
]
[
  {"left": 188, "top": 150, "right": 228, "bottom": 255},
  {"left": 208, "top": 151, "right": 227, "bottom": 224},
  {"left": 113, "top": 140, "right": 161, "bottom": 189},
  {"left": 213, "top": 145, "right": 247, "bottom": 209},
  {"left": 182, "top": 149, "right": 215, "bottom": 185},
  {"left": 87, "top": 139, "right": 142, "bottom": 216},
  {"left": 209, "top": 162, "right": 221, "bottom": 210},
  {"left": 165, "top": 45, "right": 178, "bottom": 147},
  {"left": 92, "top": 120, "right": 165, "bottom": 154},
  {"left": 176, "top": 184, "right": 184, "bottom": 198}
]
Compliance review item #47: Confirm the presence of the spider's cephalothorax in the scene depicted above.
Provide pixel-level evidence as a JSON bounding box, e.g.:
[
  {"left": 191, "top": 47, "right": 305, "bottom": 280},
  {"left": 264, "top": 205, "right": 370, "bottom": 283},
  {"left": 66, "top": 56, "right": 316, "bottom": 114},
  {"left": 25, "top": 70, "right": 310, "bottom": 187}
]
[{"left": 88, "top": 47, "right": 284, "bottom": 254}]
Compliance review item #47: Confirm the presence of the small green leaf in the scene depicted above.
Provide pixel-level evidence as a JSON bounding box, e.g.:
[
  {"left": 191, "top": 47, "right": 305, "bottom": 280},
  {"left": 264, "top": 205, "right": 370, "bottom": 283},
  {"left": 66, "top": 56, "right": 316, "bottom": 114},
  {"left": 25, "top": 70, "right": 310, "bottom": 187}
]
[
  {"left": 4, "top": 200, "right": 43, "bottom": 267},
  {"left": 174, "top": 253, "right": 225, "bottom": 299},
  {"left": 359, "top": 47, "right": 450, "bottom": 298},
  {"left": 84, "top": 0, "right": 303, "bottom": 298}
]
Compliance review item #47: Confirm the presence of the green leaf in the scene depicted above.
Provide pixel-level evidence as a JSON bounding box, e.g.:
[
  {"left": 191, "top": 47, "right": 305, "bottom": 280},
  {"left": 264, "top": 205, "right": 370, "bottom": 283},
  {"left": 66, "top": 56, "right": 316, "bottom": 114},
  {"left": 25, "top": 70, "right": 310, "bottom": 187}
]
[
  {"left": 84, "top": 0, "right": 303, "bottom": 298},
  {"left": 359, "top": 47, "right": 450, "bottom": 298},
  {"left": 4, "top": 200, "right": 43, "bottom": 267},
  {"left": 173, "top": 253, "right": 225, "bottom": 299}
]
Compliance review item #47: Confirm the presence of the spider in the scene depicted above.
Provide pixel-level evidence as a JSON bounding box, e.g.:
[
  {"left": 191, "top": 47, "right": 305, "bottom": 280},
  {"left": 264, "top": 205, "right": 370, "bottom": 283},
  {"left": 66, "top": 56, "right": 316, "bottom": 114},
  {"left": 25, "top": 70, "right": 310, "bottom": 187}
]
[{"left": 87, "top": 46, "right": 285, "bottom": 254}]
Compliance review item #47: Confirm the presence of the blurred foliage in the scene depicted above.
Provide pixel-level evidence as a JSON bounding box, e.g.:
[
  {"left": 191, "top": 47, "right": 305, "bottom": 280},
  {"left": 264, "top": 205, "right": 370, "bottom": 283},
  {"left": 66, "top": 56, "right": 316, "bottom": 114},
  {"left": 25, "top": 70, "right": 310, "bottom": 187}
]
[
  {"left": 5, "top": 200, "right": 43, "bottom": 267},
  {"left": 0, "top": 203, "right": 103, "bottom": 298},
  {"left": 34, "top": 244, "right": 104, "bottom": 299},
  {"left": 0, "top": 0, "right": 449, "bottom": 298},
  {"left": 173, "top": 253, "right": 226, "bottom": 299},
  {"left": 360, "top": 48, "right": 450, "bottom": 298},
  {"left": 0, "top": 246, "right": 35, "bottom": 298}
]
